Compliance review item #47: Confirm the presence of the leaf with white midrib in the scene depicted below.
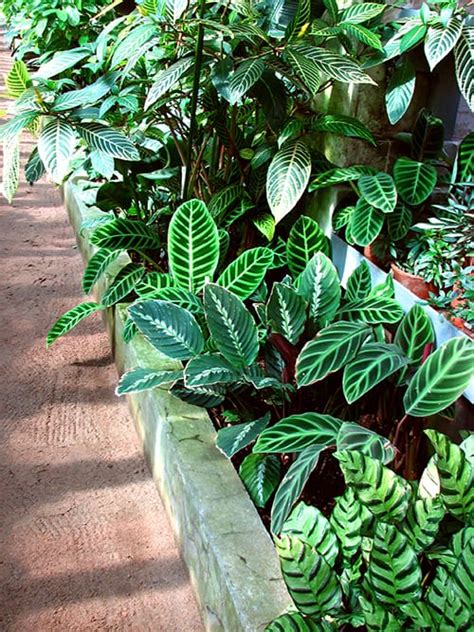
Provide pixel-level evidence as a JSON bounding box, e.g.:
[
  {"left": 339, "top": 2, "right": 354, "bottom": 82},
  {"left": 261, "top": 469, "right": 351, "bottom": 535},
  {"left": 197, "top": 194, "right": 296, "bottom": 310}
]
[
  {"left": 77, "top": 122, "right": 139, "bottom": 160},
  {"left": 455, "top": 27, "right": 474, "bottom": 112},
  {"left": 145, "top": 57, "right": 194, "bottom": 109},
  {"left": 239, "top": 453, "right": 280, "bottom": 509},
  {"left": 117, "top": 368, "right": 182, "bottom": 395},
  {"left": 229, "top": 58, "right": 265, "bottom": 104},
  {"left": 91, "top": 217, "right": 159, "bottom": 251},
  {"left": 425, "top": 16, "right": 463, "bottom": 71},
  {"left": 267, "top": 282, "right": 307, "bottom": 345},
  {"left": 287, "top": 215, "right": 329, "bottom": 277},
  {"left": 358, "top": 172, "right": 397, "bottom": 213},
  {"left": 101, "top": 263, "right": 145, "bottom": 307},
  {"left": 38, "top": 118, "right": 77, "bottom": 183},
  {"left": 386, "top": 57, "right": 416, "bottom": 125},
  {"left": 216, "top": 413, "right": 270, "bottom": 458},
  {"left": 82, "top": 247, "right": 122, "bottom": 294},
  {"left": 216, "top": 247, "right": 273, "bottom": 300},
  {"left": 267, "top": 139, "right": 312, "bottom": 223},
  {"left": 47, "top": 302, "right": 103, "bottom": 346}
]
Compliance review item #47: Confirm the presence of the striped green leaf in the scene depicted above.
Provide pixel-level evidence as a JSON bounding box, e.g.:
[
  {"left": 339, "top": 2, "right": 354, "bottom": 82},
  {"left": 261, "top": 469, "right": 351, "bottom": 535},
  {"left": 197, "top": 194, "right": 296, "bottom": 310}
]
[
  {"left": 6, "top": 60, "right": 30, "bottom": 97},
  {"left": 135, "top": 272, "right": 174, "bottom": 297},
  {"left": 25, "top": 148, "right": 45, "bottom": 185},
  {"left": 333, "top": 205, "right": 354, "bottom": 231},
  {"left": 266, "top": 612, "right": 326, "bottom": 631},
  {"left": 349, "top": 198, "right": 384, "bottom": 246},
  {"left": 116, "top": 368, "right": 182, "bottom": 395},
  {"left": 0, "top": 112, "right": 40, "bottom": 141},
  {"left": 411, "top": 108, "right": 445, "bottom": 161},
  {"left": 394, "top": 304, "right": 434, "bottom": 383},
  {"left": 184, "top": 353, "right": 240, "bottom": 388},
  {"left": 267, "top": 139, "right": 312, "bottom": 223},
  {"left": 285, "top": 48, "right": 320, "bottom": 95},
  {"left": 404, "top": 337, "right": 474, "bottom": 417},
  {"left": 282, "top": 503, "right": 339, "bottom": 566},
  {"left": 169, "top": 199, "right": 219, "bottom": 293},
  {"left": 47, "top": 302, "right": 103, "bottom": 346},
  {"left": 216, "top": 413, "right": 271, "bottom": 458},
  {"left": 296, "top": 321, "right": 370, "bottom": 387},
  {"left": 122, "top": 317, "right": 138, "bottom": 343},
  {"left": 400, "top": 23, "right": 427, "bottom": 53},
  {"left": 425, "top": 16, "right": 463, "bottom": 71},
  {"left": 337, "top": 422, "right": 395, "bottom": 464},
  {"left": 153, "top": 287, "right": 203, "bottom": 314},
  {"left": 427, "top": 566, "right": 471, "bottom": 630},
  {"left": 208, "top": 184, "right": 243, "bottom": 218},
  {"left": 82, "top": 247, "right": 121, "bottom": 294},
  {"left": 387, "top": 203, "right": 412, "bottom": 241},
  {"left": 313, "top": 114, "right": 376, "bottom": 145},
  {"left": 359, "top": 596, "right": 402, "bottom": 632},
  {"left": 217, "top": 247, "right": 273, "bottom": 299},
  {"left": 229, "top": 58, "right": 265, "bottom": 104},
  {"left": 271, "top": 444, "right": 326, "bottom": 535},
  {"left": 451, "top": 526, "right": 474, "bottom": 610},
  {"left": 358, "top": 173, "right": 397, "bottom": 213},
  {"left": 345, "top": 261, "right": 372, "bottom": 302},
  {"left": 145, "top": 57, "right": 193, "bottom": 109},
  {"left": 101, "top": 263, "right": 144, "bottom": 307},
  {"left": 368, "top": 522, "right": 422, "bottom": 606},
  {"left": 110, "top": 23, "right": 157, "bottom": 68},
  {"left": 298, "top": 253, "right": 341, "bottom": 327},
  {"left": 338, "top": 296, "right": 404, "bottom": 325},
  {"left": 402, "top": 496, "right": 445, "bottom": 552},
  {"left": 457, "top": 131, "right": 473, "bottom": 182},
  {"left": 254, "top": 413, "right": 342, "bottom": 453},
  {"left": 393, "top": 157, "right": 437, "bottom": 206},
  {"left": 293, "top": 45, "right": 375, "bottom": 85},
  {"left": 309, "top": 165, "right": 376, "bottom": 191},
  {"left": 38, "top": 119, "right": 77, "bottom": 183},
  {"left": 252, "top": 213, "right": 275, "bottom": 241},
  {"left": 171, "top": 381, "right": 225, "bottom": 408},
  {"left": 267, "top": 282, "right": 307, "bottom": 345},
  {"left": 275, "top": 535, "right": 343, "bottom": 615},
  {"left": 385, "top": 57, "right": 416, "bottom": 125},
  {"left": 340, "top": 22, "right": 383, "bottom": 50},
  {"left": 52, "top": 72, "right": 117, "bottom": 112},
  {"left": 425, "top": 429, "right": 474, "bottom": 522},
  {"left": 129, "top": 300, "right": 204, "bottom": 360},
  {"left": 91, "top": 218, "right": 159, "bottom": 251},
  {"left": 330, "top": 488, "right": 366, "bottom": 561},
  {"left": 340, "top": 2, "right": 385, "bottom": 24},
  {"left": 343, "top": 342, "right": 409, "bottom": 404},
  {"left": 77, "top": 123, "right": 139, "bottom": 160},
  {"left": 287, "top": 216, "right": 329, "bottom": 277},
  {"left": 239, "top": 453, "right": 281, "bottom": 508},
  {"left": 335, "top": 450, "right": 412, "bottom": 522},
  {"left": 204, "top": 284, "right": 258, "bottom": 369},
  {"left": 455, "top": 28, "right": 474, "bottom": 112}
]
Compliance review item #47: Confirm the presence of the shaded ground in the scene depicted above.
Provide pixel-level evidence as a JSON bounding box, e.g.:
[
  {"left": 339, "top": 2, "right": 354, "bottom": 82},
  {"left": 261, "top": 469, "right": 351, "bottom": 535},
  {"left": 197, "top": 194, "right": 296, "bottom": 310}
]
[{"left": 0, "top": 31, "right": 202, "bottom": 631}]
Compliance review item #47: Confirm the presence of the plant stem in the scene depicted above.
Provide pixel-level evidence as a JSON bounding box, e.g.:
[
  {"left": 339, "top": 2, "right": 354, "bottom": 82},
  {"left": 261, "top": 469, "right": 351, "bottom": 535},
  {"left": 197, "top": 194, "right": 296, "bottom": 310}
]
[{"left": 183, "top": 0, "right": 206, "bottom": 200}]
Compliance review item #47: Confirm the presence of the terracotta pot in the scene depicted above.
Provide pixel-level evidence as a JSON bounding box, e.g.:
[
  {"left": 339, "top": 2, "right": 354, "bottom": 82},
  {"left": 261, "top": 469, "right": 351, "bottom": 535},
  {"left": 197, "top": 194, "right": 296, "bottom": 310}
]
[
  {"left": 390, "top": 262, "right": 437, "bottom": 300},
  {"left": 364, "top": 244, "right": 387, "bottom": 269}
]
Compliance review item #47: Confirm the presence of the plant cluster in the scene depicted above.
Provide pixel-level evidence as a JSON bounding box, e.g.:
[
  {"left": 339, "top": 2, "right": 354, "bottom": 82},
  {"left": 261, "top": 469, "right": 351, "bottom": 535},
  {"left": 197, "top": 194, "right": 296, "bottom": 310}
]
[{"left": 1, "top": 0, "right": 473, "bottom": 629}]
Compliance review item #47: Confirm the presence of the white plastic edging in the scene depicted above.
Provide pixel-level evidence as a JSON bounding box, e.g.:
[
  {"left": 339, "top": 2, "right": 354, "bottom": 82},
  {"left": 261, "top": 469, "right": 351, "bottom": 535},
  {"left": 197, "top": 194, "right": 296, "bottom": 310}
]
[{"left": 331, "top": 235, "right": 474, "bottom": 404}]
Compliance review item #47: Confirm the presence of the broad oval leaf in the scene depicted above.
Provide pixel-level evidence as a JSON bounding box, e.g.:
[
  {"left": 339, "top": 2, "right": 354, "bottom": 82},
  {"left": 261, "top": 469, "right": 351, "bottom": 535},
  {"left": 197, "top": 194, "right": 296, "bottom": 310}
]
[
  {"left": 425, "top": 16, "right": 463, "bottom": 71},
  {"left": 298, "top": 252, "right": 341, "bottom": 327},
  {"left": 239, "top": 453, "right": 281, "bottom": 508},
  {"left": 6, "top": 59, "right": 30, "bottom": 97},
  {"left": 145, "top": 57, "right": 194, "bottom": 109},
  {"left": 340, "top": 2, "right": 385, "bottom": 24},
  {"left": 394, "top": 303, "right": 434, "bottom": 383},
  {"left": 229, "top": 58, "right": 265, "bottom": 104},
  {"left": 101, "top": 263, "right": 145, "bottom": 307},
  {"left": 367, "top": 522, "right": 422, "bottom": 607},
  {"left": 135, "top": 272, "right": 174, "bottom": 297},
  {"left": 204, "top": 284, "right": 259, "bottom": 369},
  {"left": 343, "top": 342, "right": 409, "bottom": 404},
  {"left": 358, "top": 172, "right": 397, "bottom": 213},
  {"left": 309, "top": 165, "right": 376, "bottom": 191},
  {"left": 38, "top": 119, "right": 77, "bottom": 183},
  {"left": 335, "top": 449, "right": 412, "bottom": 522},
  {"left": 338, "top": 295, "right": 404, "bottom": 325},
  {"left": 91, "top": 217, "right": 159, "bottom": 251},
  {"left": 404, "top": 337, "right": 474, "bottom": 417},
  {"left": 385, "top": 57, "right": 416, "bottom": 125},
  {"left": 387, "top": 203, "right": 412, "bottom": 241},
  {"left": 282, "top": 502, "right": 339, "bottom": 566},
  {"left": 296, "top": 321, "right": 371, "bottom": 387},
  {"left": 266, "top": 612, "right": 325, "bottom": 631},
  {"left": 293, "top": 44, "right": 376, "bottom": 85},
  {"left": 47, "top": 302, "right": 103, "bottom": 346},
  {"left": 349, "top": 198, "right": 384, "bottom": 246},
  {"left": 254, "top": 412, "right": 342, "bottom": 453},
  {"left": 184, "top": 353, "right": 240, "bottom": 388},
  {"left": 267, "top": 139, "right": 312, "bottom": 223},
  {"left": 129, "top": 300, "right": 204, "bottom": 360},
  {"left": 345, "top": 260, "right": 372, "bottom": 302},
  {"left": 285, "top": 48, "right": 321, "bottom": 95},
  {"left": 402, "top": 496, "right": 445, "bottom": 552},
  {"left": 393, "top": 157, "right": 437, "bottom": 206},
  {"left": 217, "top": 247, "right": 273, "bottom": 299},
  {"left": 116, "top": 368, "right": 182, "bottom": 395},
  {"left": 274, "top": 535, "right": 343, "bottom": 614},
  {"left": 336, "top": 422, "right": 395, "bottom": 464},
  {"left": 77, "top": 122, "right": 139, "bottom": 160},
  {"left": 267, "top": 282, "right": 307, "bottom": 345},
  {"left": 216, "top": 413, "right": 271, "bottom": 458},
  {"left": 287, "top": 215, "right": 329, "bottom": 277},
  {"left": 168, "top": 199, "right": 219, "bottom": 293},
  {"left": 455, "top": 27, "right": 474, "bottom": 112},
  {"left": 271, "top": 444, "right": 326, "bottom": 535},
  {"left": 313, "top": 114, "right": 376, "bottom": 145}
]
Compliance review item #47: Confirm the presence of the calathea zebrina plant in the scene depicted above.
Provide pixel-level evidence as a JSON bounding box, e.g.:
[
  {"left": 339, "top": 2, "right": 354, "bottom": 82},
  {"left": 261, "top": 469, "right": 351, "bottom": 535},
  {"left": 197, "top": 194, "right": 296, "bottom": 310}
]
[{"left": 268, "top": 429, "right": 474, "bottom": 630}]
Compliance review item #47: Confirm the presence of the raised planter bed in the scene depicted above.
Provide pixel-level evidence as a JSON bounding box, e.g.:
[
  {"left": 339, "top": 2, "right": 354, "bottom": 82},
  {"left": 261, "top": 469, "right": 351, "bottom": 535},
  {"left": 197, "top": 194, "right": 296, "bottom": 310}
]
[
  {"left": 63, "top": 179, "right": 292, "bottom": 632},
  {"left": 331, "top": 234, "right": 474, "bottom": 403}
]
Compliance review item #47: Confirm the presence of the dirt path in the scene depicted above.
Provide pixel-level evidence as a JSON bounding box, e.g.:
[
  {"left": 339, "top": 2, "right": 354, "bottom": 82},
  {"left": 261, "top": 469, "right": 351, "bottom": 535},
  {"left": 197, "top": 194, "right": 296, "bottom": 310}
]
[{"left": 0, "top": 31, "right": 203, "bottom": 632}]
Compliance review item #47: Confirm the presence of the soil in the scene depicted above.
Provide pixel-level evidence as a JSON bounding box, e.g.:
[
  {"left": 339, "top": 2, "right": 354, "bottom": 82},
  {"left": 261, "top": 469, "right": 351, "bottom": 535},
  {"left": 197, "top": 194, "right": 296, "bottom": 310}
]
[{"left": 0, "top": 33, "right": 202, "bottom": 632}]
